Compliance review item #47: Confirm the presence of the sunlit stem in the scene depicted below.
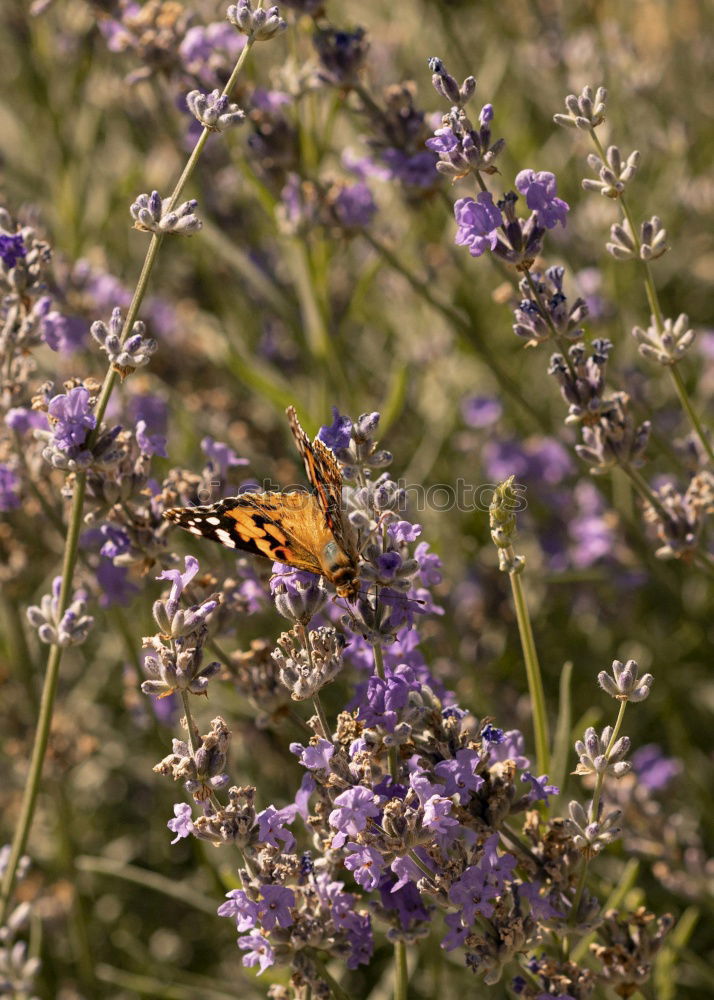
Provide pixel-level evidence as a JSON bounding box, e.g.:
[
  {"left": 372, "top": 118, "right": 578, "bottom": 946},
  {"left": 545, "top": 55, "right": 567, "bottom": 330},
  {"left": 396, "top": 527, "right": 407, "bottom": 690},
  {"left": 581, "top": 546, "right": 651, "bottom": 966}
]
[{"left": 0, "top": 41, "right": 256, "bottom": 923}]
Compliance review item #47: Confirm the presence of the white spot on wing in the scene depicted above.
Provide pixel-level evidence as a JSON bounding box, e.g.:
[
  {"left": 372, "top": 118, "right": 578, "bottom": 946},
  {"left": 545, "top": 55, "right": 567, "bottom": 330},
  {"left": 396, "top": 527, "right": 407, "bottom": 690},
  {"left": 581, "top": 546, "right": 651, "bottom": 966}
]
[{"left": 215, "top": 528, "right": 237, "bottom": 548}]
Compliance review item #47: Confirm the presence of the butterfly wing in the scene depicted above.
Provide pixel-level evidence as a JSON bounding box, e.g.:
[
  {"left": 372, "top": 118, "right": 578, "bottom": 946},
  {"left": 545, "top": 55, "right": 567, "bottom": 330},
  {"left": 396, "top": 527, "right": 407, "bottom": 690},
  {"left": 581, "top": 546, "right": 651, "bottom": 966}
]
[
  {"left": 286, "top": 405, "right": 357, "bottom": 559},
  {"left": 164, "top": 492, "right": 331, "bottom": 575}
]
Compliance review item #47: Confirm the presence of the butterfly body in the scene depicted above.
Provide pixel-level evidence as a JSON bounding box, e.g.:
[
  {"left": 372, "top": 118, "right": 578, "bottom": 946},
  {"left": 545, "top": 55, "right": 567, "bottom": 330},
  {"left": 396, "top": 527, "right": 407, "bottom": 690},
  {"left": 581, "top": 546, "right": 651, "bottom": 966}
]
[{"left": 163, "top": 408, "right": 360, "bottom": 599}]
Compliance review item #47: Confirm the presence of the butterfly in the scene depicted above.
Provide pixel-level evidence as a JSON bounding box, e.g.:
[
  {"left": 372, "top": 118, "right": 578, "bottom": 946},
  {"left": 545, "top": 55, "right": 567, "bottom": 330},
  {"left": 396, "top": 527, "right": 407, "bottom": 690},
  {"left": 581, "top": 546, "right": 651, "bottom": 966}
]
[{"left": 163, "top": 406, "right": 361, "bottom": 599}]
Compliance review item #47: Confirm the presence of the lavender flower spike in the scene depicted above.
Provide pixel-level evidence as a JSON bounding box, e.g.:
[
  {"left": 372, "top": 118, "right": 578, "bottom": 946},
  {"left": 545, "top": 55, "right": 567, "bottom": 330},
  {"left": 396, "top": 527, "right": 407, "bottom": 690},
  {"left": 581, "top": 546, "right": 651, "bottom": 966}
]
[
  {"left": 186, "top": 89, "right": 246, "bottom": 132},
  {"left": 27, "top": 577, "right": 94, "bottom": 647},
  {"left": 553, "top": 84, "right": 607, "bottom": 130},
  {"left": 597, "top": 658, "right": 654, "bottom": 702},
  {"left": 130, "top": 191, "right": 202, "bottom": 235},
  {"left": 91, "top": 306, "right": 158, "bottom": 376},
  {"left": 226, "top": 0, "right": 286, "bottom": 42}
]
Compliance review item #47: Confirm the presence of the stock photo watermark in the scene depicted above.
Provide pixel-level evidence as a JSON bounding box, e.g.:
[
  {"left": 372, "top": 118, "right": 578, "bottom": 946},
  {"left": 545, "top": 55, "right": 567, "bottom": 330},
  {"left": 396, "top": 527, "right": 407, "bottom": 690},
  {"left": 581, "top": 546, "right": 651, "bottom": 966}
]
[{"left": 191, "top": 478, "right": 529, "bottom": 513}]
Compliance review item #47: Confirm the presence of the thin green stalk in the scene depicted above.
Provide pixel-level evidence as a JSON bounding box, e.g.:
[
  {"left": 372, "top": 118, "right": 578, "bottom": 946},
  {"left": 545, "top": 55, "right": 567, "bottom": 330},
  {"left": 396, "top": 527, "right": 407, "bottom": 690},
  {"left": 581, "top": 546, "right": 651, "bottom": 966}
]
[
  {"left": 75, "top": 855, "right": 219, "bottom": 915},
  {"left": 393, "top": 940, "right": 408, "bottom": 1000},
  {"left": 0, "top": 42, "right": 256, "bottom": 921},
  {"left": 0, "top": 470, "right": 86, "bottom": 920},
  {"left": 508, "top": 568, "right": 550, "bottom": 775},
  {"left": 312, "top": 693, "right": 332, "bottom": 741},
  {"left": 179, "top": 690, "right": 201, "bottom": 755},
  {"left": 360, "top": 230, "right": 545, "bottom": 427}
]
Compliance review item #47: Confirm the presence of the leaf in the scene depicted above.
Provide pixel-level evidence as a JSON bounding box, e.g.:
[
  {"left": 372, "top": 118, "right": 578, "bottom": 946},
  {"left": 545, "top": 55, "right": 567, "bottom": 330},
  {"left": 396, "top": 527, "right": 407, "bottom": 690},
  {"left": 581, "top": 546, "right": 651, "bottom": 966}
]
[{"left": 550, "top": 659, "right": 573, "bottom": 795}]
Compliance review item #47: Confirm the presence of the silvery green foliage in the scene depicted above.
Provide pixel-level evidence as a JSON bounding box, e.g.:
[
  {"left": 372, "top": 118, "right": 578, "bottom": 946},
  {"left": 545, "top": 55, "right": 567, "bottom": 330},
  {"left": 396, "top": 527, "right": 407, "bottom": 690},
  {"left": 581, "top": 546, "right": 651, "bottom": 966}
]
[
  {"left": 598, "top": 658, "right": 654, "bottom": 702},
  {"left": 582, "top": 145, "right": 640, "bottom": 198},
  {"left": 574, "top": 726, "right": 632, "bottom": 778},
  {"left": 226, "top": 0, "right": 286, "bottom": 41},
  {"left": 130, "top": 191, "right": 202, "bottom": 235},
  {"left": 26, "top": 579, "right": 94, "bottom": 646},
  {"left": 632, "top": 313, "right": 695, "bottom": 365},
  {"left": 553, "top": 84, "right": 607, "bottom": 130},
  {"left": 186, "top": 89, "right": 246, "bottom": 131},
  {"left": 91, "top": 307, "right": 157, "bottom": 372}
]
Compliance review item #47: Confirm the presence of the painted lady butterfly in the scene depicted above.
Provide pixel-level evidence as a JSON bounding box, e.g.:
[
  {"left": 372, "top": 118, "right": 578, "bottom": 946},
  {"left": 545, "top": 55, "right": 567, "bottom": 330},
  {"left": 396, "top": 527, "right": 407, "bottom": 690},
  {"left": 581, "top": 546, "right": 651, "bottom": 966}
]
[{"left": 163, "top": 406, "right": 361, "bottom": 599}]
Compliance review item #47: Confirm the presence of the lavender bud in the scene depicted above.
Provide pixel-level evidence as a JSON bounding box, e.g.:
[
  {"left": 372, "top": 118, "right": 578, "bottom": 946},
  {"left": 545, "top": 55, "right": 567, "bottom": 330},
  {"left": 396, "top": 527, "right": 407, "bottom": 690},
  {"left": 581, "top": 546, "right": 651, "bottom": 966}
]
[
  {"left": 273, "top": 626, "right": 345, "bottom": 700},
  {"left": 227, "top": 0, "right": 286, "bottom": 41},
  {"left": 186, "top": 89, "right": 246, "bottom": 132},
  {"left": 597, "top": 658, "right": 654, "bottom": 702},
  {"left": 130, "top": 191, "right": 202, "bottom": 235},
  {"left": 428, "top": 56, "right": 461, "bottom": 105},
  {"left": 554, "top": 85, "right": 607, "bottom": 130},
  {"left": 91, "top": 307, "right": 157, "bottom": 375},
  {"left": 639, "top": 215, "right": 668, "bottom": 260}
]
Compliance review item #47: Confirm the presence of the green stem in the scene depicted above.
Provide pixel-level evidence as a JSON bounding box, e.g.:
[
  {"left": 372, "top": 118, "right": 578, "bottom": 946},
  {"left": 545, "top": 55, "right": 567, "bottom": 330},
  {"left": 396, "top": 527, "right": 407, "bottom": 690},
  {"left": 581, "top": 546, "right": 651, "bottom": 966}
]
[
  {"left": 180, "top": 690, "right": 201, "bottom": 755},
  {"left": 0, "top": 42, "right": 256, "bottom": 921},
  {"left": 508, "top": 565, "right": 550, "bottom": 775},
  {"left": 0, "top": 470, "right": 86, "bottom": 921},
  {"left": 669, "top": 364, "right": 714, "bottom": 464},
  {"left": 312, "top": 693, "right": 331, "bottom": 741},
  {"left": 360, "top": 230, "right": 545, "bottom": 427},
  {"left": 393, "top": 939, "right": 408, "bottom": 1000}
]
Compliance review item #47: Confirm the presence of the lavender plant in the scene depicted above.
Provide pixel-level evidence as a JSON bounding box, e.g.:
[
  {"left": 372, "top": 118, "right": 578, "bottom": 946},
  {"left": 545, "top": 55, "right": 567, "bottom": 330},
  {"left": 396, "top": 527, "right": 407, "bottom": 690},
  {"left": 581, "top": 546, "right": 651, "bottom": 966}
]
[{"left": 0, "top": 0, "right": 711, "bottom": 996}]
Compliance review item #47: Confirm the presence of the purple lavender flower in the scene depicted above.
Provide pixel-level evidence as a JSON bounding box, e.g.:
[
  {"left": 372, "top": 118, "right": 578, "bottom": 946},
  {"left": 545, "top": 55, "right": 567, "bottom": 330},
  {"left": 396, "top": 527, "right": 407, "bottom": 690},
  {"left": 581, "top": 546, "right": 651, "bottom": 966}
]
[
  {"left": 257, "top": 884, "right": 295, "bottom": 930},
  {"left": 632, "top": 744, "right": 681, "bottom": 791},
  {"left": 380, "top": 149, "right": 438, "bottom": 188},
  {"left": 129, "top": 393, "right": 168, "bottom": 434},
  {"left": 388, "top": 520, "right": 422, "bottom": 544},
  {"left": 5, "top": 407, "right": 46, "bottom": 435},
  {"left": 333, "top": 183, "right": 377, "bottom": 228},
  {"left": 237, "top": 932, "right": 274, "bottom": 974},
  {"left": 218, "top": 889, "right": 261, "bottom": 930},
  {"left": 96, "top": 562, "right": 139, "bottom": 607},
  {"left": 425, "top": 126, "right": 460, "bottom": 154},
  {"left": 434, "top": 749, "right": 484, "bottom": 803},
  {"left": 167, "top": 802, "right": 194, "bottom": 844},
  {"left": 515, "top": 169, "right": 569, "bottom": 229},
  {"left": 201, "top": 436, "right": 249, "bottom": 479},
  {"left": 0, "top": 232, "right": 26, "bottom": 268},
  {"left": 487, "top": 729, "right": 530, "bottom": 769},
  {"left": 318, "top": 407, "right": 353, "bottom": 451},
  {"left": 156, "top": 555, "right": 200, "bottom": 618},
  {"left": 100, "top": 524, "right": 131, "bottom": 559},
  {"left": 0, "top": 464, "right": 21, "bottom": 511},
  {"left": 454, "top": 193, "right": 502, "bottom": 256},
  {"left": 47, "top": 386, "right": 96, "bottom": 453},
  {"left": 522, "top": 772, "right": 559, "bottom": 804},
  {"left": 290, "top": 738, "right": 334, "bottom": 770},
  {"left": 345, "top": 843, "right": 386, "bottom": 890},
  {"left": 136, "top": 420, "right": 168, "bottom": 458},
  {"left": 461, "top": 395, "right": 502, "bottom": 428},
  {"left": 328, "top": 786, "right": 380, "bottom": 848},
  {"left": 256, "top": 805, "right": 296, "bottom": 852}
]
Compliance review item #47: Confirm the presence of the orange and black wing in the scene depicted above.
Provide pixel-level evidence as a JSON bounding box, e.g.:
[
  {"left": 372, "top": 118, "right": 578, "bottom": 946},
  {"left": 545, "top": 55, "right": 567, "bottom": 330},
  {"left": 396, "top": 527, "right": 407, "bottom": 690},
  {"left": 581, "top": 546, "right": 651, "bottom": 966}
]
[
  {"left": 286, "top": 406, "right": 356, "bottom": 558},
  {"left": 163, "top": 492, "right": 329, "bottom": 575}
]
